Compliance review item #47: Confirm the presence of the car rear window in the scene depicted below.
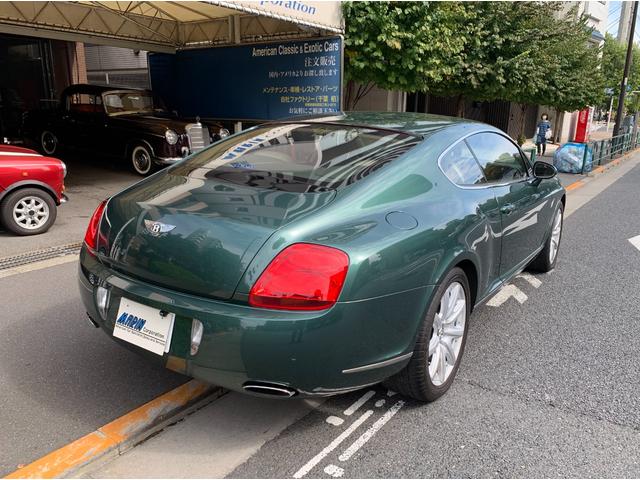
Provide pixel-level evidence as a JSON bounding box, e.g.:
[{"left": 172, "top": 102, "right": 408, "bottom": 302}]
[{"left": 170, "top": 123, "right": 421, "bottom": 193}]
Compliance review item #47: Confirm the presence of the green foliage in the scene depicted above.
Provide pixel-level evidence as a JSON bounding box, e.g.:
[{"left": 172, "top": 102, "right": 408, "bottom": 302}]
[
  {"left": 601, "top": 33, "right": 640, "bottom": 113},
  {"left": 342, "top": 1, "right": 467, "bottom": 108},
  {"left": 533, "top": 11, "right": 604, "bottom": 112},
  {"left": 342, "top": 1, "right": 466, "bottom": 89},
  {"left": 342, "top": 1, "right": 605, "bottom": 114}
]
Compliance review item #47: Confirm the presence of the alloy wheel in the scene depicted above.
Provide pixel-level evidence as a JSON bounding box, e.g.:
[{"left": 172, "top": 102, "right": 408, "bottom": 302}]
[
  {"left": 12, "top": 196, "right": 50, "bottom": 230},
  {"left": 549, "top": 209, "right": 562, "bottom": 264},
  {"left": 428, "top": 281, "right": 466, "bottom": 386}
]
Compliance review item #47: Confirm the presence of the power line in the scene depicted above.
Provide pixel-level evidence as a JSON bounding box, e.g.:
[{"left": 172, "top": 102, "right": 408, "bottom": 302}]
[
  {"left": 607, "top": 1, "right": 625, "bottom": 31},
  {"left": 607, "top": 9, "right": 622, "bottom": 31}
]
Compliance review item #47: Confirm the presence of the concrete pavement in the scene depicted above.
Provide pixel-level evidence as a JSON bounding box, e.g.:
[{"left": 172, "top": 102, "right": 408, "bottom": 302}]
[{"left": 0, "top": 261, "right": 186, "bottom": 476}]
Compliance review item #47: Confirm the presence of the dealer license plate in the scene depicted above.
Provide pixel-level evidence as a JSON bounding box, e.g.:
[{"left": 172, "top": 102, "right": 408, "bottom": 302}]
[{"left": 113, "top": 298, "right": 175, "bottom": 356}]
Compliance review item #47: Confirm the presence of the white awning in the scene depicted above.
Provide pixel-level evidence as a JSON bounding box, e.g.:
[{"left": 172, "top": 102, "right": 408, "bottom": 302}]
[{"left": 0, "top": 1, "right": 343, "bottom": 53}]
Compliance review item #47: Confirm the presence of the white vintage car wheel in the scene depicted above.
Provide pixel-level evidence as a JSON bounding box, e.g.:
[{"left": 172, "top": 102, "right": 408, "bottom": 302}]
[
  {"left": 131, "top": 145, "right": 153, "bottom": 175},
  {"left": 41, "top": 130, "right": 58, "bottom": 155}
]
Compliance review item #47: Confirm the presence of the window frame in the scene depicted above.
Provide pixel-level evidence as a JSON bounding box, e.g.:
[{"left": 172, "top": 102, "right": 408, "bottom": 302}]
[
  {"left": 437, "top": 130, "right": 533, "bottom": 190},
  {"left": 438, "top": 138, "right": 488, "bottom": 187}
]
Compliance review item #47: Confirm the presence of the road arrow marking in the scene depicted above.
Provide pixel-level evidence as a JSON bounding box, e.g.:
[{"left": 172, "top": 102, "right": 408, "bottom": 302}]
[
  {"left": 343, "top": 390, "right": 375, "bottom": 416},
  {"left": 293, "top": 410, "right": 373, "bottom": 479},
  {"left": 517, "top": 272, "right": 542, "bottom": 288},
  {"left": 629, "top": 234, "right": 640, "bottom": 251},
  {"left": 486, "top": 284, "right": 528, "bottom": 307},
  {"left": 324, "top": 464, "right": 345, "bottom": 478},
  {"left": 326, "top": 416, "right": 344, "bottom": 426},
  {"left": 338, "top": 400, "right": 405, "bottom": 462}
]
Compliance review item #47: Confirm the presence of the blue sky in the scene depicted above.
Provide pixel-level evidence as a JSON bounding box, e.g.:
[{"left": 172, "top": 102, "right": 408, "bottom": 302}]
[{"left": 607, "top": 1, "right": 622, "bottom": 37}]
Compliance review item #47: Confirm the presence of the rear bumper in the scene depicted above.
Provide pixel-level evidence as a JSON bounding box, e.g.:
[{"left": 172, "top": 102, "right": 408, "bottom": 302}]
[{"left": 78, "top": 247, "right": 433, "bottom": 397}]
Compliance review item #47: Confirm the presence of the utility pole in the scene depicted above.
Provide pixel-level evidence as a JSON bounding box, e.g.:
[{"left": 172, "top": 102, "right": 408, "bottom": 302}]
[{"left": 613, "top": 0, "right": 639, "bottom": 137}]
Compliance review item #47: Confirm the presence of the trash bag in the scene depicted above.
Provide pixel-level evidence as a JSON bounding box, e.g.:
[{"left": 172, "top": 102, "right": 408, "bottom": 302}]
[{"left": 552, "top": 142, "right": 593, "bottom": 173}]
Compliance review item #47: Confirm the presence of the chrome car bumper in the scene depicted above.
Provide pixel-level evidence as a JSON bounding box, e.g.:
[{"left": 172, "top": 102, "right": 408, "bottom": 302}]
[{"left": 154, "top": 156, "right": 185, "bottom": 165}]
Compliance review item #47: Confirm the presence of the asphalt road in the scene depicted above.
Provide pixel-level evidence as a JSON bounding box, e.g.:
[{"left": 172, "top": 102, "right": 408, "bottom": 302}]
[
  {"left": 0, "top": 261, "right": 186, "bottom": 476},
  {"left": 228, "top": 162, "right": 640, "bottom": 478},
  {"left": 3, "top": 159, "right": 640, "bottom": 478}
]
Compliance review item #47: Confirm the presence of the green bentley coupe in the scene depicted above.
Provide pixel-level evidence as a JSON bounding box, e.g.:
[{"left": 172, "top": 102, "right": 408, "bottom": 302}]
[{"left": 78, "top": 112, "right": 565, "bottom": 401}]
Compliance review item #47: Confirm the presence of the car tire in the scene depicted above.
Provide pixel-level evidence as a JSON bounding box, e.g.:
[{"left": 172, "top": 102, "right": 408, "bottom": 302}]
[
  {"left": 528, "top": 202, "right": 563, "bottom": 273},
  {"left": 130, "top": 144, "right": 154, "bottom": 176},
  {"left": 385, "top": 267, "right": 471, "bottom": 402},
  {"left": 40, "top": 130, "right": 59, "bottom": 156},
  {"left": 0, "top": 188, "right": 57, "bottom": 235}
]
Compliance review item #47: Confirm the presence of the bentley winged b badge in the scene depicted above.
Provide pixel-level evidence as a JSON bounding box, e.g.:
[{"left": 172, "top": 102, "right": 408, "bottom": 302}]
[{"left": 144, "top": 219, "right": 176, "bottom": 236}]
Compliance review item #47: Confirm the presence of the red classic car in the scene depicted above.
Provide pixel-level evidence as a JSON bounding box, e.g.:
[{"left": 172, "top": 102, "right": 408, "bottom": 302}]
[{"left": 0, "top": 145, "right": 67, "bottom": 235}]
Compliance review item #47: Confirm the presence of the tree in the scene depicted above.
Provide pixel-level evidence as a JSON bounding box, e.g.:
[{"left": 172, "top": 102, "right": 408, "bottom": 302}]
[
  {"left": 343, "top": 1, "right": 605, "bottom": 125},
  {"left": 425, "top": 2, "right": 556, "bottom": 116},
  {"left": 601, "top": 33, "right": 640, "bottom": 116},
  {"left": 342, "top": 2, "right": 467, "bottom": 109}
]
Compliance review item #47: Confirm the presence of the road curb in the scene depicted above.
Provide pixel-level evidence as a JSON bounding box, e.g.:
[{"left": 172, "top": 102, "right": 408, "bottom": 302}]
[
  {"left": 564, "top": 148, "right": 638, "bottom": 193},
  {"left": 5, "top": 380, "right": 225, "bottom": 479}
]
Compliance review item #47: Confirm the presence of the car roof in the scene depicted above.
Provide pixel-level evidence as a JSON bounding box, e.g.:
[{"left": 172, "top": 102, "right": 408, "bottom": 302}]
[{"left": 275, "top": 111, "right": 477, "bottom": 138}]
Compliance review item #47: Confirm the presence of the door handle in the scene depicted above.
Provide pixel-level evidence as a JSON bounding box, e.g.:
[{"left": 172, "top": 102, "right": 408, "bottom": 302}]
[{"left": 500, "top": 204, "right": 516, "bottom": 215}]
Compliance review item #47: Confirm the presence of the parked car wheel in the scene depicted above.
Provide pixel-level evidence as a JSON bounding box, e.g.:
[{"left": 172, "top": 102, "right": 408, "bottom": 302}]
[
  {"left": 130, "top": 144, "right": 154, "bottom": 176},
  {"left": 528, "top": 203, "right": 564, "bottom": 273},
  {"left": 0, "top": 188, "right": 57, "bottom": 235},
  {"left": 40, "top": 130, "right": 59, "bottom": 155},
  {"left": 386, "top": 267, "right": 470, "bottom": 402}
]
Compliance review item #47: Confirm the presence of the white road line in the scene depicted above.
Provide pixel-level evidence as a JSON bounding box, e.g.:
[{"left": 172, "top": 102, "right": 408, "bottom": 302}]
[
  {"left": 386, "top": 390, "right": 397, "bottom": 397},
  {"left": 374, "top": 399, "right": 385, "bottom": 408},
  {"left": 516, "top": 272, "right": 542, "bottom": 288},
  {"left": 326, "top": 416, "right": 344, "bottom": 426},
  {"left": 324, "top": 464, "right": 345, "bottom": 478},
  {"left": 293, "top": 410, "right": 373, "bottom": 479},
  {"left": 0, "top": 255, "right": 77, "bottom": 279},
  {"left": 486, "top": 284, "right": 528, "bottom": 307},
  {"left": 338, "top": 400, "right": 405, "bottom": 462},
  {"left": 343, "top": 390, "right": 375, "bottom": 416},
  {"left": 629, "top": 234, "right": 640, "bottom": 252}
]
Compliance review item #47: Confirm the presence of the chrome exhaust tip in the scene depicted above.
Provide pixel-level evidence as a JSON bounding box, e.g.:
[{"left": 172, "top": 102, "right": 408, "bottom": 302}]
[{"left": 243, "top": 382, "right": 297, "bottom": 398}]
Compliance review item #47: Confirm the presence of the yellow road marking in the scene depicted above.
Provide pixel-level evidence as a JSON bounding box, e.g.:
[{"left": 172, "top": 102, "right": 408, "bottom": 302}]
[
  {"left": 6, "top": 380, "right": 214, "bottom": 479},
  {"left": 565, "top": 180, "right": 585, "bottom": 192}
]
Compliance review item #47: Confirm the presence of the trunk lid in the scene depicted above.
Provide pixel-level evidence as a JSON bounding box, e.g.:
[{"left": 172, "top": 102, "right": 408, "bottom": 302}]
[{"left": 99, "top": 171, "right": 335, "bottom": 299}]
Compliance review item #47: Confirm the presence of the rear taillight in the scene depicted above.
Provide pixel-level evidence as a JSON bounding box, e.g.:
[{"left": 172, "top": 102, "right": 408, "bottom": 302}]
[
  {"left": 84, "top": 200, "right": 107, "bottom": 252},
  {"left": 249, "top": 243, "right": 349, "bottom": 311}
]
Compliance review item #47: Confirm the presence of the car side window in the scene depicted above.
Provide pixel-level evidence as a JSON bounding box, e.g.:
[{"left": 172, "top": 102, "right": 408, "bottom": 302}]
[
  {"left": 466, "top": 133, "right": 528, "bottom": 183},
  {"left": 66, "top": 93, "right": 102, "bottom": 114},
  {"left": 439, "top": 141, "right": 486, "bottom": 186}
]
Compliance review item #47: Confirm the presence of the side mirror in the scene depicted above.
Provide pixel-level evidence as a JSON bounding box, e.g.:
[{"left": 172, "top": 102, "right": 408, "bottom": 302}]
[{"left": 533, "top": 161, "right": 557, "bottom": 179}]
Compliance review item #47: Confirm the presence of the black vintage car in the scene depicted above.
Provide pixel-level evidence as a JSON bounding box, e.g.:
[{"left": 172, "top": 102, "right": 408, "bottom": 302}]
[{"left": 23, "top": 84, "right": 230, "bottom": 175}]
